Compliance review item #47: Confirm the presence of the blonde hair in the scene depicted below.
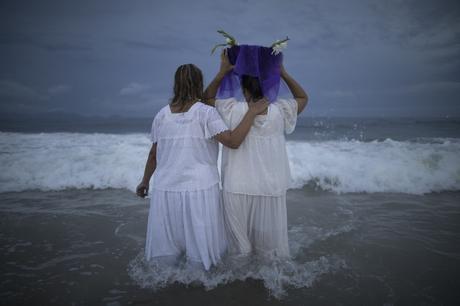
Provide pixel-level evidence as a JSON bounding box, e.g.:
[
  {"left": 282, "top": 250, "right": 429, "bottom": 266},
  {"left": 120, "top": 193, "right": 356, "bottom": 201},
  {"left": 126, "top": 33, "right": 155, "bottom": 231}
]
[{"left": 170, "top": 64, "right": 203, "bottom": 111}]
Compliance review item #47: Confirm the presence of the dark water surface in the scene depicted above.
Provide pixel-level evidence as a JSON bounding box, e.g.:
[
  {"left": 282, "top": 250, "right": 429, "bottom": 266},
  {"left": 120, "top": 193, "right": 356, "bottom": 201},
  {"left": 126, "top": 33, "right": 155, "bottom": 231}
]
[{"left": 1, "top": 189, "right": 459, "bottom": 305}]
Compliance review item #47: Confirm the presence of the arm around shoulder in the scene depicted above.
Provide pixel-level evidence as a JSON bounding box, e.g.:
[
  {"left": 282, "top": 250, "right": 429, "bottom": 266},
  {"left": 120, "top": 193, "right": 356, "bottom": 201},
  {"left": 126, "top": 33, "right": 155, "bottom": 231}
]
[{"left": 213, "top": 99, "right": 268, "bottom": 149}]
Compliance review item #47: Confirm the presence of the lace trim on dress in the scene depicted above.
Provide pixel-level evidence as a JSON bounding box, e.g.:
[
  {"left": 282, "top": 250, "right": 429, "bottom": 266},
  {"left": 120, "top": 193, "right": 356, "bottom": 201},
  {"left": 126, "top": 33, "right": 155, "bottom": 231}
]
[{"left": 206, "top": 120, "right": 229, "bottom": 138}]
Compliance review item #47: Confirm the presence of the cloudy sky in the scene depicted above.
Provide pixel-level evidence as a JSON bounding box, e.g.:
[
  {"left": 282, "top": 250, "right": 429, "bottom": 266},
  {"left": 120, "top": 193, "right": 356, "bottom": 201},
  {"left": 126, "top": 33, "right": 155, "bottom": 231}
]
[{"left": 1, "top": 0, "right": 459, "bottom": 118}]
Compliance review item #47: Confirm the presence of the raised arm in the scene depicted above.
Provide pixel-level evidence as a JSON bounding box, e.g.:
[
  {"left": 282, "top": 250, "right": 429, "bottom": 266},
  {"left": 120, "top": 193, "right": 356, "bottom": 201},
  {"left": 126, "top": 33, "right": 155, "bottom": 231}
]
[
  {"left": 280, "top": 64, "right": 308, "bottom": 114},
  {"left": 203, "top": 49, "right": 234, "bottom": 106},
  {"left": 213, "top": 99, "right": 268, "bottom": 149},
  {"left": 136, "top": 143, "right": 157, "bottom": 198}
]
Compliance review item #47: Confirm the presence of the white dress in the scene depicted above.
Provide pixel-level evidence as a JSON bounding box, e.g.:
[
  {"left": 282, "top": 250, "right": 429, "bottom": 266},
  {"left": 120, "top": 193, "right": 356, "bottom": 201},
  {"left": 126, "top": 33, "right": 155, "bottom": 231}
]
[
  {"left": 215, "top": 98, "right": 298, "bottom": 257},
  {"left": 144, "top": 101, "right": 229, "bottom": 270}
]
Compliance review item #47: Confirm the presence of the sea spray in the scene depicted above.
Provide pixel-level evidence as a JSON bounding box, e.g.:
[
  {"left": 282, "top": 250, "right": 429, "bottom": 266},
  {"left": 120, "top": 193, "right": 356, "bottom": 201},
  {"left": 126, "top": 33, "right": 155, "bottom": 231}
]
[
  {"left": 1, "top": 132, "right": 459, "bottom": 194},
  {"left": 127, "top": 250, "right": 345, "bottom": 298},
  {"left": 288, "top": 138, "right": 460, "bottom": 194}
]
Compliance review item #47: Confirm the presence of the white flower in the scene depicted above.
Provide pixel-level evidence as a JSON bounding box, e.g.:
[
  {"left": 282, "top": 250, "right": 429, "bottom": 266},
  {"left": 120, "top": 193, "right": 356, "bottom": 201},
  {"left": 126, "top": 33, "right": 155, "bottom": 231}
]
[
  {"left": 271, "top": 46, "right": 281, "bottom": 55},
  {"left": 271, "top": 40, "right": 288, "bottom": 55},
  {"left": 270, "top": 37, "right": 289, "bottom": 55}
]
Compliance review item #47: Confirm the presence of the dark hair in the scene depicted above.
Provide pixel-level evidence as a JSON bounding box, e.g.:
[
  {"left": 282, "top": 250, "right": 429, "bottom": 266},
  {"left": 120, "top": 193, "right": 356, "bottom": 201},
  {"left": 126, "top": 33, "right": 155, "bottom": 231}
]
[
  {"left": 171, "top": 64, "right": 203, "bottom": 111},
  {"left": 241, "top": 74, "right": 263, "bottom": 101}
]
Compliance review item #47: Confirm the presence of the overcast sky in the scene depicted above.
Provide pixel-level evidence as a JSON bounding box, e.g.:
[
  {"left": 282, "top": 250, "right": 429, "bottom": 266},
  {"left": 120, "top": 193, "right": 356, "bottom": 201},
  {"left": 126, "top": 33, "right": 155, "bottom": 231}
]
[{"left": 1, "top": 0, "right": 459, "bottom": 118}]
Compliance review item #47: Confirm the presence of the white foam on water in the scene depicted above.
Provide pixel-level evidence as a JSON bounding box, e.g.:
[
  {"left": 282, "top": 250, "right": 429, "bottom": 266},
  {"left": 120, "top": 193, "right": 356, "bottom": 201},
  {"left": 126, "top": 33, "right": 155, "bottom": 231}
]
[
  {"left": 1, "top": 132, "right": 459, "bottom": 194},
  {"left": 288, "top": 138, "right": 460, "bottom": 194},
  {"left": 127, "top": 220, "right": 352, "bottom": 298},
  {"left": 127, "top": 250, "right": 345, "bottom": 299},
  {"left": 0, "top": 132, "right": 146, "bottom": 193}
]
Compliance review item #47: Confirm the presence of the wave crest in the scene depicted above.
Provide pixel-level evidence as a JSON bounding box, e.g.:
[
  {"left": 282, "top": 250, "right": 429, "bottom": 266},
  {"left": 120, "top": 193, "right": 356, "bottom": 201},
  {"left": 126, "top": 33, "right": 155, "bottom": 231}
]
[
  {"left": 288, "top": 138, "right": 460, "bottom": 194},
  {"left": 1, "top": 133, "right": 459, "bottom": 194}
]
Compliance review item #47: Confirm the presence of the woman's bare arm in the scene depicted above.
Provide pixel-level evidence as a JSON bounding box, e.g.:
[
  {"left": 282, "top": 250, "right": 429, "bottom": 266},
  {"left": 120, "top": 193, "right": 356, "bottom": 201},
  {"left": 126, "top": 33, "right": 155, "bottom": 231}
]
[
  {"left": 280, "top": 64, "right": 308, "bottom": 114},
  {"left": 136, "top": 143, "right": 157, "bottom": 198},
  {"left": 203, "top": 49, "right": 234, "bottom": 106},
  {"left": 213, "top": 99, "right": 268, "bottom": 149}
]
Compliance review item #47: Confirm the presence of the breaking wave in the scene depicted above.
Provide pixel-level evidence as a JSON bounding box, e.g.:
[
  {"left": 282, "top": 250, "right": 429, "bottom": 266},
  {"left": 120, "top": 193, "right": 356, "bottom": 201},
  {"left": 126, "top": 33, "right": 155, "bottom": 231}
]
[{"left": 1, "top": 132, "right": 459, "bottom": 194}]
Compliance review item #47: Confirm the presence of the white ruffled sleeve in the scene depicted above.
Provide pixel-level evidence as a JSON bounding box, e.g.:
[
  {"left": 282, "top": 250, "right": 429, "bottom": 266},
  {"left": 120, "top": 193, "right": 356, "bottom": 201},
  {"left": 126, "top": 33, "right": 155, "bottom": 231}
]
[
  {"left": 150, "top": 111, "right": 162, "bottom": 143},
  {"left": 204, "top": 107, "right": 229, "bottom": 139},
  {"left": 149, "top": 117, "right": 157, "bottom": 143},
  {"left": 275, "top": 98, "right": 298, "bottom": 134},
  {"left": 215, "top": 98, "right": 237, "bottom": 126}
]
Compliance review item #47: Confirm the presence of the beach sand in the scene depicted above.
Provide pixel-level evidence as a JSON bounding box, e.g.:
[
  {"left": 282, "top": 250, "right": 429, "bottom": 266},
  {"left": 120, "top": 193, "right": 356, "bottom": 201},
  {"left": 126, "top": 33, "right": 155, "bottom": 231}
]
[{"left": 1, "top": 188, "right": 459, "bottom": 305}]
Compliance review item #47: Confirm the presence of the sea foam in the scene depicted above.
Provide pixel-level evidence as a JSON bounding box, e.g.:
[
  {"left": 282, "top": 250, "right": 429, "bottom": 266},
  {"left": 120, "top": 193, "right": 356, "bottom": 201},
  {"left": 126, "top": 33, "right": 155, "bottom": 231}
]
[
  {"left": 288, "top": 138, "right": 460, "bottom": 194},
  {"left": 127, "top": 249, "right": 345, "bottom": 298},
  {"left": 1, "top": 132, "right": 459, "bottom": 194}
]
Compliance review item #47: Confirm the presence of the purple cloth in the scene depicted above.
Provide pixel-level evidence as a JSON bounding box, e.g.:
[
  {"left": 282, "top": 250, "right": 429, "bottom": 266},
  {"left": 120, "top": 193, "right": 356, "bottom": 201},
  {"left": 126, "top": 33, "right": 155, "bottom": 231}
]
[{"left": 217, "top": 45, "right": 287, "bottom": 102}]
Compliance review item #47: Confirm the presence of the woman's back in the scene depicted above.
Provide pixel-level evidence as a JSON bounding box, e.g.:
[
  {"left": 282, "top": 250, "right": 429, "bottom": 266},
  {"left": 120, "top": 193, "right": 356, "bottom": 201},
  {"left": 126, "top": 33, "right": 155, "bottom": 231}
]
[
  {"left": 151, "top": 101, "right": 228, "bottom": 191},
  {"left": 215, "top": 98, "right": 298, "bottom": 196}
]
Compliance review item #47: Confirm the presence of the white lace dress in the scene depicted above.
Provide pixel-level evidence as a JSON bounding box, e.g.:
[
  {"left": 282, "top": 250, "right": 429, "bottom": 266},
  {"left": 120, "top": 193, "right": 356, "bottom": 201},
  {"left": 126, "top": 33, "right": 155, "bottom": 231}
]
[
  {"left": 215, "top": 98, "right": 298, "bottom": 257},
  {"left": 144, "top": 102, "right": 229, "bottom": 270}
]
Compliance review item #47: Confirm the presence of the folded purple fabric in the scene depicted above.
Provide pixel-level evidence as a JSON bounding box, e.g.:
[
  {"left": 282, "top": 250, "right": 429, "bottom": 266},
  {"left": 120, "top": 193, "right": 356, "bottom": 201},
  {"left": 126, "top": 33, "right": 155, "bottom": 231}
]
[{"left": 217, "top": 45, "right": 286, "bottom": 102}]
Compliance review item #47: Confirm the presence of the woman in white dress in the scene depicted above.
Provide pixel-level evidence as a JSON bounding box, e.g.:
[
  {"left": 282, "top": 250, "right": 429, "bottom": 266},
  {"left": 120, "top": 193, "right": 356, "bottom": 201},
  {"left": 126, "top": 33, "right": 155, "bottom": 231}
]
[
  {"left": 136, "top": 62, "right": 268, "bottom": 270},
  {"left": 204, "top": 55, "right": 308, "bottom": 258}
]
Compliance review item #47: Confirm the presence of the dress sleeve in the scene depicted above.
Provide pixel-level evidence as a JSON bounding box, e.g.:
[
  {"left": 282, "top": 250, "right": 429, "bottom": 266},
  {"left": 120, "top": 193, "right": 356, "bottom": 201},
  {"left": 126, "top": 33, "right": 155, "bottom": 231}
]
[
  {"left": 149, "top": 113, "right": 160, "bottom": 143},
  {"left": 275, "top": 98, "right": 298, "bottom": 134},
  {"left": 204, "top": 107, "right": 229, "bottom": 139},
  {"left": 215, "top": 98, "right": 237, "bottom": 126}
]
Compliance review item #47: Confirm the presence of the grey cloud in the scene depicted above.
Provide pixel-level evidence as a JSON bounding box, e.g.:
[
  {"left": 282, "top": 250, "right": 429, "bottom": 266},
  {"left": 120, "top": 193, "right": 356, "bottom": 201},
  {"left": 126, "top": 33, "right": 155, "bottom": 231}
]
[
  {"left": 119, "top": 32, "right": 204, "bottom": 53},
  {"left": 43, "top": 42, "right": 92, "bottom": 52},
  {"left": 0, "top": 80, "right": 47, "bottom": 101},
  {"left": 120, "top": 82, "right": 152, "bottom": 96},
  {"left": 48, "top": 85, "right": 72, "bottom": 95},
  {"left": 326, "top": 81, "right": 460, "bottom": 97},
  {"left": 0, "top": 33, "right": 92, "bottom": 52},
  {"left": 0, "top": 0, "right": 459, "bottom": 118},
  {"left": 320, "top": 90, "right": 356, "bottom": 99},
  {"left": 122, "top": 40, "right": 165, "bottom": 50},
  {"left": 387, "top": 81, "right": 460, "bottom": 95}
]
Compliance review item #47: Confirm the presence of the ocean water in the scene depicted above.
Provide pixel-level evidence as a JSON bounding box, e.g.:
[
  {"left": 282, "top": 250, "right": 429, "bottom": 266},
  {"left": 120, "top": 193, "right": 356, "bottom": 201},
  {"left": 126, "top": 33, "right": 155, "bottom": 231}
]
[
  {"left": 1, "top": 116, "right": 460, "bottom": 305},
  {"left": 1, "top": 117, "right": 459, "bottom": 195}
]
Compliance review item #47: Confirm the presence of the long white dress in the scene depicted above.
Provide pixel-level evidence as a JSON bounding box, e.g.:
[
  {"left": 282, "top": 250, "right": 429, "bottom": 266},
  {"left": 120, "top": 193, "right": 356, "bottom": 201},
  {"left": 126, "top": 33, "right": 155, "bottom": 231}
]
[
  {"left": 144, "top": 101, "right": 229, "bottom": 270},
  {"left": 215, "top": 98, "right": 298, "bottom": 257}
]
